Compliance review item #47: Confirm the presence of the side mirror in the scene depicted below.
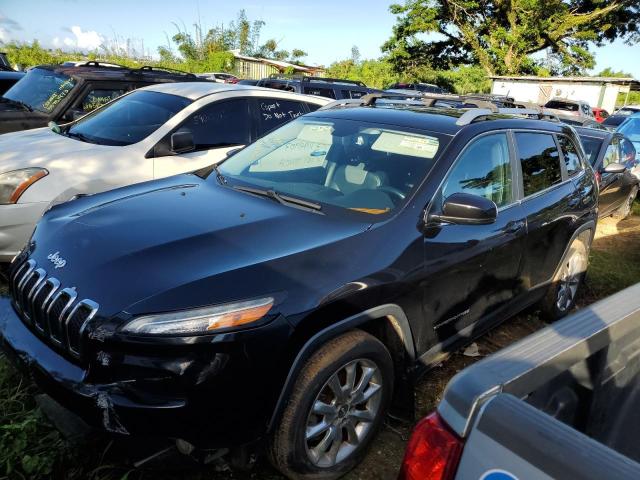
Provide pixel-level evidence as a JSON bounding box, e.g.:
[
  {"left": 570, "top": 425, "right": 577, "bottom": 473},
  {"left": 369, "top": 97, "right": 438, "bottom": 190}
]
[
  {"left": 430, "top": 193, "right": 497, "bottom": 225},
  {"left": 603, "top": 162, "right": 626, "bottom": 174},
  {"left": 171, "top": 130, "right": 195, "bottom": 154}
]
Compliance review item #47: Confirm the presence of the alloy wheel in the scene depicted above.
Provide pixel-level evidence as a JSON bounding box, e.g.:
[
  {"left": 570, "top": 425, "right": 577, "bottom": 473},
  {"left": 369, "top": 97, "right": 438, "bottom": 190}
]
[
  {"left": 556, "top": 251, "right": 586, "bottom": 312},
  {"left": 304, "top": 358, "right": 383, "bottom": 468}
]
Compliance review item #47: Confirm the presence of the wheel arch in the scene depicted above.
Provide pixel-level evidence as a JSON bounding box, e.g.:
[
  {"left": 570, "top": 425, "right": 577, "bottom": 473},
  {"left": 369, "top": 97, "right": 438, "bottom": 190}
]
[
  {"left": 267, "top": 304, "right": 416, "bottom": 431},
  {"left": 549, "top": 220, "right": 595, "bottom": 283}
]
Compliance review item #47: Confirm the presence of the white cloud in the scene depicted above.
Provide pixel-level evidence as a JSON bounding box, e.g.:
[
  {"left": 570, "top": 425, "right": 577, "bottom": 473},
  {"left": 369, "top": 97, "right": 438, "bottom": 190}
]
[{"left": 55, "top": 26, "right": 104, "bottom": 51}]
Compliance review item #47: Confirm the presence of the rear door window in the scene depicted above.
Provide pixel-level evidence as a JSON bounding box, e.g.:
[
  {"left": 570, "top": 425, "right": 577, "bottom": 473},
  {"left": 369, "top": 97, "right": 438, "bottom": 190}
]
[
  {"left": 557, "top": 135, "right": 583, "bottom": 177},
  {"left": 256, "top": 98, "right": 307, "bottom": 137},
  {"left": 181, "top": 98, "right": 251, "bottom": 150},
  {"left": 515, "top": 132, "right": 563, "bottom": 196},
  {"left": 302, "top": 87, "right": 336, "bottom": 99}
]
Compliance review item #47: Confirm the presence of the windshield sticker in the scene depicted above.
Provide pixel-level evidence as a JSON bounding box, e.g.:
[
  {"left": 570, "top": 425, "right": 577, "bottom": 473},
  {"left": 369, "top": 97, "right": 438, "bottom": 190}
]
[
  {"left": 372, "top": 132, "right": 440, "bottom": 159},
  {"left": 43, "top": 78, "right": 75, "bottom": 113}
]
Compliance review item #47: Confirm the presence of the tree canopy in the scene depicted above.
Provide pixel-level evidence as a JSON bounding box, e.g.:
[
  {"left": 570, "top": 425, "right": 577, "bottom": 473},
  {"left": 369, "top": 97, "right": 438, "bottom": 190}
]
[{"left": 383, "top": 0, "right": 640, "bottom": 76}]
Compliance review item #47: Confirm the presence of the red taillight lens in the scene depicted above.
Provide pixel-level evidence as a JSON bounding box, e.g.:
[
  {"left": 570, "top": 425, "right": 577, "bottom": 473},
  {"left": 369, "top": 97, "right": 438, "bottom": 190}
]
[
  {"left": 398, "top": 412, "right": 464, "bottom": 480},
  {"left": 595, "top": 171, "right": 601, "bottom": 185}
]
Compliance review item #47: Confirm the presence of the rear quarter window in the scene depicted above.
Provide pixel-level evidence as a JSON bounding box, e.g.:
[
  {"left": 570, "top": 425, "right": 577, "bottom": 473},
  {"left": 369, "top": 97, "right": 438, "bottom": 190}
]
[
  {"left": 515, "top": 132, "right": 563, "bottom": 196},
  {"left": 558, "top": 135, "right": 584, "bottom": 177}
]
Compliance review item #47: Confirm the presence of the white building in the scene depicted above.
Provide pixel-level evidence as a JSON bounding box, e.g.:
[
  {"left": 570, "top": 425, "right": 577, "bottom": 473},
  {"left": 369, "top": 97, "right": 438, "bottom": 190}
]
[{"left": 491, "top": 76, "right": 640, "bottom": 113}]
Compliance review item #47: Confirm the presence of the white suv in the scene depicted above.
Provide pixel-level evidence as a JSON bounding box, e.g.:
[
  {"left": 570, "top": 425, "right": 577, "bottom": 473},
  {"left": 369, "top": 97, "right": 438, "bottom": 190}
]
[{"left": 0, "top": 82, "right": 329, "bottom": 261}]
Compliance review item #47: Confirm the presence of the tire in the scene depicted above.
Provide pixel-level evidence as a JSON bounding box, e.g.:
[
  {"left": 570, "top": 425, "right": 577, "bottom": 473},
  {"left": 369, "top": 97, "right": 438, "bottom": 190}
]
[
  {"left": 268, "top": 330, "right": 394, "bottom": 480},
  {"left": 613, "top": 185, "right": 638, "bottom": 220},
  {"left": 539, "top": 239, "right": 589, "bottom": 321}
]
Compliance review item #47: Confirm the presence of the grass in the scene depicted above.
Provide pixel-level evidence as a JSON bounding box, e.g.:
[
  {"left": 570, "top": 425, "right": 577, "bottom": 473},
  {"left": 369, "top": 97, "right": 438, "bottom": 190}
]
[{"left": 1, "top": 205, "right": 639, "bottom": 479}]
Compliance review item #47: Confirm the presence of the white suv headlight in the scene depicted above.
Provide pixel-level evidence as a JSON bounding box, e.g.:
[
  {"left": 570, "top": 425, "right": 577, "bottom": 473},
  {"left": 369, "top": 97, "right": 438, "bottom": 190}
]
[
  {"left": 0, "top": 168, "right": 49, "bottom": 204},
  {"left": 121, "top": 297, "right": 275, "bottom": 336}
]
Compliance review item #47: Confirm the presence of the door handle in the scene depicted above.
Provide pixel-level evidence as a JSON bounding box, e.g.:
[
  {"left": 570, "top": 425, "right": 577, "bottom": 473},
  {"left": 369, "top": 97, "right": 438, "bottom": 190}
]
[{"left": 505, "top": 220, "right": 526, "bottom": 234}]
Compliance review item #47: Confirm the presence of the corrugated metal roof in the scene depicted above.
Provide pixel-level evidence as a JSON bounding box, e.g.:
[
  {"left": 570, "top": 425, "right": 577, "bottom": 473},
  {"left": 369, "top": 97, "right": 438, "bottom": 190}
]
[{"left": 490, "top": 75, "right": 639, "bottom": 84}]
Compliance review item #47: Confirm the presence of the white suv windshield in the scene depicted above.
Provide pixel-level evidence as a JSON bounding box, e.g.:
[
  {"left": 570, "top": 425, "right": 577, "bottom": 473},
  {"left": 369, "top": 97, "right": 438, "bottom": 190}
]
[
  {"left": 3, "top": 67, "right": 76, "bottom": 113},
  {"left": 220, "top": 117, "right": 447, "bottom": 214},
  {"left": 65, "top": 90, "right": 192, "bottom": 146}
]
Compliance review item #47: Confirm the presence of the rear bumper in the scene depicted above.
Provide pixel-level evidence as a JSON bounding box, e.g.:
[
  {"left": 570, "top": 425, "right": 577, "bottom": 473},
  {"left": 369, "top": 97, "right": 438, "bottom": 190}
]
[
  {"left": 0, "top": 202, "right": 48, "bottom": 263},
  {"left": 0, "top": 296, "right": 290, "bottom": 447}
]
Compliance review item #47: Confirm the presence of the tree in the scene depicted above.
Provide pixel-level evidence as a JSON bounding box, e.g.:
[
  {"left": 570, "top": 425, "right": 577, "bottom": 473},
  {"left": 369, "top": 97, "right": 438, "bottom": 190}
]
[
  {"left": 383, "top": 0, "right": 640, "bottom": 76},
  {"left": 290, "top": 49, "right": 307, "bottom": 64}
]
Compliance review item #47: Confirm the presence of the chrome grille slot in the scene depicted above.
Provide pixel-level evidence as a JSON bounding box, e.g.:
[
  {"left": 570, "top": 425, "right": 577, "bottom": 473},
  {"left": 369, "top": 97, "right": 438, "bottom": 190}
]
[
  {"left": 12, "top": 260, "right": 35, "bottom": 311},
  {"left": 10, "top": 259, "right": 100, "bottom": 360},
  {"left": 32, "top": 278, "right": 60, "bottom": 333},
  {"left": 20, "top": 268, "right": 46, "bottom": 322},
  {"left": 47, "top": 289, "right": 76, "bottom": 346},
  {"left": 66, "top": 300, "right": 99, "bottom": 357}
]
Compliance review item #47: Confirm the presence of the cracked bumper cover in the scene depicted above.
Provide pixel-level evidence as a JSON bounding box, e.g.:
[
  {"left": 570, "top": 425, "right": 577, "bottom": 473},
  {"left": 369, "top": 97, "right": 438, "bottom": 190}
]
[{"left": 0, "top": 296, "right": 290, "bottom": 447}]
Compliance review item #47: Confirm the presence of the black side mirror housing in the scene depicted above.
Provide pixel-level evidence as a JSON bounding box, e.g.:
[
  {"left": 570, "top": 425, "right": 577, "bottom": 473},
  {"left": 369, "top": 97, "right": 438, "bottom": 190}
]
[
  {"left": 603, "top": 162, "right": 626, "bottom": 174},
  {"left": 171, "top": 130, "right": 195, "bottom": 154},
  {"left": 430, "top": 192, "right": 498, "bottom": 225}
]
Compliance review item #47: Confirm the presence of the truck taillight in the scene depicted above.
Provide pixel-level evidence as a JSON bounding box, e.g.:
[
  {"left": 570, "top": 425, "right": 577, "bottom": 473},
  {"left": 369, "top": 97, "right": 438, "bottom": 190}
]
[
  {"left": 595, "top": 171, "right": 601, "bottom": 185},
  {"left": 398, "top": 412, "right": 464, "bottom": 480}
]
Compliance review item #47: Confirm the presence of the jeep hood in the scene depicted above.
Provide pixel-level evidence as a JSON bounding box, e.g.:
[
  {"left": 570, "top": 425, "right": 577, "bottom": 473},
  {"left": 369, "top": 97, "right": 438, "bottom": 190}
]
[
  {"left": 0, "top": 127, "right": 101, "bottom": 174},
  {"left": 27, "top": 175, "right": 373, "bottom": 318}
]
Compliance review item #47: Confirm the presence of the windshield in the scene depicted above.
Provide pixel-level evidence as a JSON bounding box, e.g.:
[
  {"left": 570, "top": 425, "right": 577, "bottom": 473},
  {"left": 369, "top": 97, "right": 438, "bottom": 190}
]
[
  {"left": 3, "top": 67, "right": 76, "bottom": 113},
  {"left": 66, "top": 90, "right": 192, "bottom": 146},
  {"left": 219, "top": 117, "right": 447, "bottom": 215},
  {"left": 579, "top": 136, "right": 603, "bottom": 165}
]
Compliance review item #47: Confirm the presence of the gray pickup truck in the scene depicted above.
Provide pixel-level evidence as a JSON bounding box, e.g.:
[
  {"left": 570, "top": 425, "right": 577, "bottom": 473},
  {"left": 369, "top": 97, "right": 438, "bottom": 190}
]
[{"left": 399, "top": 283, "right": 640, "bottom": 480}]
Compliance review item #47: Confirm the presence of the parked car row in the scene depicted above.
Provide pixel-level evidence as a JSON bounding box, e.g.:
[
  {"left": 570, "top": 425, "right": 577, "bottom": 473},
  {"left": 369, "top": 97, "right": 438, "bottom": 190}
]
[{"left": 0, "top": 66, "right": 637, "bottom": 480}]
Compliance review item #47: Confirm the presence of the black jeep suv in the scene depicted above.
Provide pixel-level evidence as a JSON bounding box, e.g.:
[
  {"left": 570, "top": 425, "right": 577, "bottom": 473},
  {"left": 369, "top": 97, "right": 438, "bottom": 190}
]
[
  {"left": 257, "top": 74, "right": 380, "bottom": 100},
  {"left": 0, "top": 97, "right": 598, "bottom": 479},
  {"left": 0, "top": 62, "right": 206, "bottom": 134}
]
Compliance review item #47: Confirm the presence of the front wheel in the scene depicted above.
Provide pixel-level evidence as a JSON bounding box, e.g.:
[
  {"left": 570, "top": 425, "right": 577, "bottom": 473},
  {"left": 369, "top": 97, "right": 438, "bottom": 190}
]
[
  {"left": 539, "top": 240, "right": 588, "bottom": 321},
  {"left": 268, "top": 330, "right": 394, "bottom": 480}
]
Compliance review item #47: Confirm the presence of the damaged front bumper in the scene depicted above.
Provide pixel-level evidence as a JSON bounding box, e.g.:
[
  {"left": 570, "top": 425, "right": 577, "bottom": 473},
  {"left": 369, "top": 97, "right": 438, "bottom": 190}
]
[{"left": 0, "top": 296, "right": 290, "bottom": 448}]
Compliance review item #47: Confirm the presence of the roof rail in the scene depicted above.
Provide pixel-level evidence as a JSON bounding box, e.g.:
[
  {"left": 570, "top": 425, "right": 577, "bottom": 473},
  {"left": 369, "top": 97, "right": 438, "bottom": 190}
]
[
  {"left": 77, "top": 61, "right": 130, "bottom": 69},
  {"left": 266, "top": 73, "right": 366, "bottom": 87},
  {"left": 137, "top": 65, "right": 196, "bottom": 77},
  {"left": 302, "top": 76, "right": 367, "bottom": 87},
  {"left": 456, "top": 108, "right": 558, "bottom": 126},
  {"left": 357, "top": 92, "right": 498, "bottom": 110}
]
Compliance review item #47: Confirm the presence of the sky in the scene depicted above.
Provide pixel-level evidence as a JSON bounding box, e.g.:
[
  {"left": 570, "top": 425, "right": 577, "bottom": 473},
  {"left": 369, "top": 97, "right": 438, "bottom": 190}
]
[{"left": 0, "top": 0, "right": 639, "bottom": 78}]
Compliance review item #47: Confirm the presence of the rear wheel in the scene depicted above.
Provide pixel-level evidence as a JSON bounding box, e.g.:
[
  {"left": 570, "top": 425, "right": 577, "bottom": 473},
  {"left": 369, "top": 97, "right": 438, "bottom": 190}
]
[
  {"left": 268, "top": 330, "right": 393, "bottom": 480},
  {"left": 613, "top": 185, "right": 638, "bottom": 220},
  {"left": 539, "top": 240, "right": 589, "bottom": 321}
]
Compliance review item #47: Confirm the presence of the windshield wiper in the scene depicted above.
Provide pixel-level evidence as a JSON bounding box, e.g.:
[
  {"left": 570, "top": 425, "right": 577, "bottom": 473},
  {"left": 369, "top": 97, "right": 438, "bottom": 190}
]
[
  {"left": 0, "top": 97, "right": 33, "bottom": 112},
  {"left": 232, "top": 185, "right": 322, "bottom": 212},
  {"left": 212, "top": 163, "right": 227, "bottom": 185},
  {"left": 66, "top": 131, "right": 92, "bottom": 143}
]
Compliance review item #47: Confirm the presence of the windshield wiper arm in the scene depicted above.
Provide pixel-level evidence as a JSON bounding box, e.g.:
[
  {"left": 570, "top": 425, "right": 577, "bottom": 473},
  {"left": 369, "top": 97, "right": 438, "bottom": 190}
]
[
  {"left": 0, "top": 97, "right": 33, "bottom": 112},
  {"left": 66, "top": 131, "right": 91, "bottom": 143},
  {"left": 212, "top": 163, "right": 227, "bottom": 185},
  {"left": 232, "top": 186, "right": 322, "bottom": 211}
]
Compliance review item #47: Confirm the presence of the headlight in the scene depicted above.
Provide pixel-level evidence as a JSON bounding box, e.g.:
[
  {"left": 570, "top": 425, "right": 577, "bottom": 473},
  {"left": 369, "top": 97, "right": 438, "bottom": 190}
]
[
  {"left": 0, "top": 168, "right": 48, "bottom": 204},
  {"left": 120, "top": 297, "right": 275, "bottom": 336}
]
